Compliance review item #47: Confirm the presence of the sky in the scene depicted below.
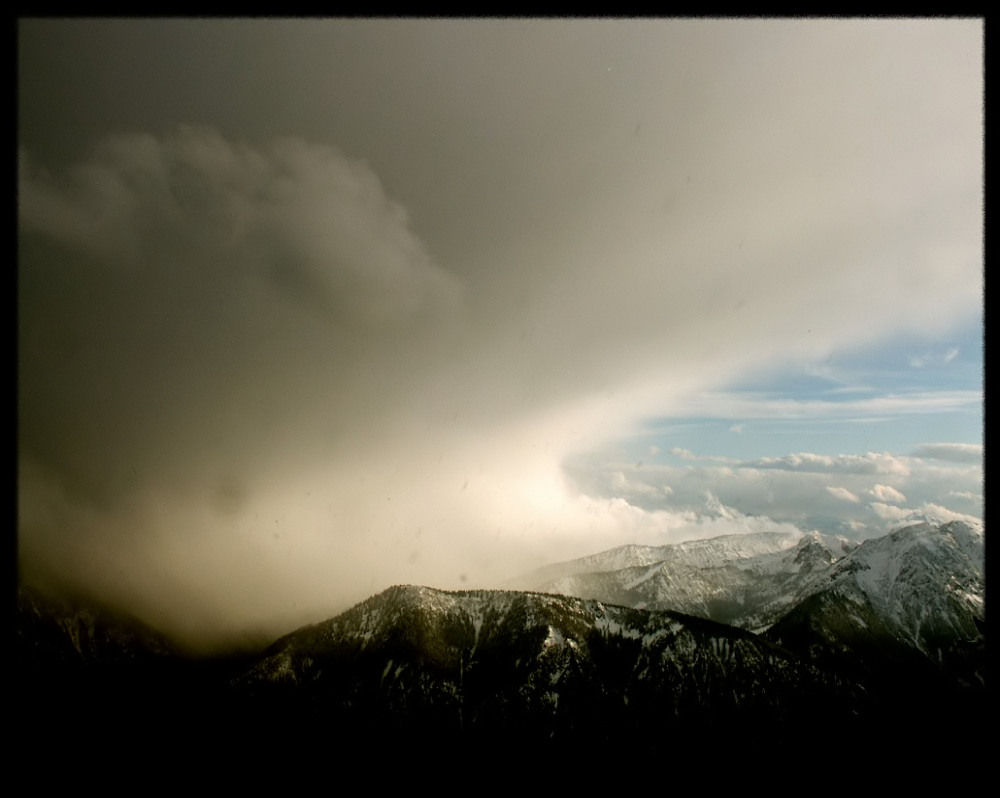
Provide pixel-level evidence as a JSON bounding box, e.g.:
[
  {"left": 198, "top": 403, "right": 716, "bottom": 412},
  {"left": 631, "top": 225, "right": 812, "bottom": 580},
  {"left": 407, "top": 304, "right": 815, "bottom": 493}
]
[{"left": 17, "top": 18, "right": 983, "bottom": 651}]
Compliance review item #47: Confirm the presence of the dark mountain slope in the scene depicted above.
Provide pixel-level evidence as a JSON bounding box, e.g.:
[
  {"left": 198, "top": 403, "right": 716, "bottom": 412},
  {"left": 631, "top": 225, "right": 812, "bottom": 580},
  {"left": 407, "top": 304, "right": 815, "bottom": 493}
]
[
  {"left": 229, "top": 585, "right": 868, "bottom": 759},
  {"left": 763, "top": 522, "right": 986, "bottom": 734},
  {"left": 14, "top": 585, "right": 262, "bottom": 770}
]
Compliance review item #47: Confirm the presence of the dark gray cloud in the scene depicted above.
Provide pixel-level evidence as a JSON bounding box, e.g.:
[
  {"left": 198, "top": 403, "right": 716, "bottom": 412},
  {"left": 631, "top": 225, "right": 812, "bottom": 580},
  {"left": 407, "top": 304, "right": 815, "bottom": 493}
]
[
  {"left": 17, "top": 19, "right": 983, "bottom": 650},
  {"left": 19, "top": 128, "right": 464, "bottom": 505}
]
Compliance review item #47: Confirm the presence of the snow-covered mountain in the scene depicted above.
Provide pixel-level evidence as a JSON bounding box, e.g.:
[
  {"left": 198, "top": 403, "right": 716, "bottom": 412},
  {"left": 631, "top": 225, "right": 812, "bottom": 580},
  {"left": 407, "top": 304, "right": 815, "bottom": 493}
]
[
  {"left": 516, "top": 523, "right": 982, "bottom": 637},
  {"left": 14, "top": 521, "right": 985, "bottom": 772},
  {"left": 508, "top": 529, "right": 814, "bottom": 589},
  {"left": 515, "top": 529, "right": 859, "bottom": 631},
  {"left": 766, "top": 521, "right": 984, "bottom": 668},
  {"left": 514, "top": 520, "right": 985, "bottom": 715}
]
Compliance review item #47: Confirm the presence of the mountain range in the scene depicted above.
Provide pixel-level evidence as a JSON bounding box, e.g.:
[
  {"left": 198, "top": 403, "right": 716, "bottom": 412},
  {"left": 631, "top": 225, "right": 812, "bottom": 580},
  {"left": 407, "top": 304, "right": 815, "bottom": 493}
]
[{"left": 14, "top": 520, "right": 986, "bottom": 772}]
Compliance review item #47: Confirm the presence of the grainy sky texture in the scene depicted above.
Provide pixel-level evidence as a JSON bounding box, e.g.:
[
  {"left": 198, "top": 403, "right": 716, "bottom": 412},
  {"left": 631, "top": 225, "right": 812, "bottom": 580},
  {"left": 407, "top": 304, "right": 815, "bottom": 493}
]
[{"left": 17, "top": 19, "right": 983, "bottom": 650}]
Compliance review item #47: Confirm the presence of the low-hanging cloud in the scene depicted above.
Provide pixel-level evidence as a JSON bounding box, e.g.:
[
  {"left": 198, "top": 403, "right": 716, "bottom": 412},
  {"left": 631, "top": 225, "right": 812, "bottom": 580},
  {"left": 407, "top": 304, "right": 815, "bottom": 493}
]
[
  {"left": 868, "top": 484, "right": 907, "bottom": 504},
  {"left": 566, "top": 445, "right": 981, "bottom": 540},
  {"left": 911, "top": 443, "right": 983, "bottom": 464},
  {"left": 19, "top": 128, "right": 479, "bottom": 646}
]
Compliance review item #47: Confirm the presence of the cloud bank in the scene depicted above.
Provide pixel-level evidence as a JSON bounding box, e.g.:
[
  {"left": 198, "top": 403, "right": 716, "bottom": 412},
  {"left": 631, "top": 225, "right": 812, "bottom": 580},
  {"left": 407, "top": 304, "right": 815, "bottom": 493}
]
[{"left": 565, "top": 445, "right": 982, "bottom": 541}]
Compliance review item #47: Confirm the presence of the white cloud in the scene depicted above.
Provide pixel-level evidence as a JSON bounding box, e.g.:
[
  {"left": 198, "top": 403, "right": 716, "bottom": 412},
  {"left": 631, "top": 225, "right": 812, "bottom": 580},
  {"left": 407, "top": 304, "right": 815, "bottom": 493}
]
[
  {"left": 752, "top": 452, "right": 911, "bottom": 476},
  {"left": 914, "top": 503, "right": 982, "bottom": 525},
  {"left": 826, "top": 486, "right": 861, "bottom": 503},
  {"left": 868, "top": 484, "right": 907, "bottom": 504},
  {"left": 660, "top": 390, "right": 982, "bottom": 422},
  {"left": 610, "top": 470, "right": 668, "bottom": 501},
  {"left": 948, "top": 490, "right": 979, "bottom": 501},
  {"left": 909, "top": 346, "right": 962, "bottom": 368},
  {"left": 911, "top": 442, "right": 983, "bottom": 464},
  {"left": 870, "top": 502, "right": 910, "bottom": 521},
  {"left": 565, "top": 444, "right": 981, "bottom": 542},
  {"left": 870, "top": 501, "right": 980, "bottom": 527}
]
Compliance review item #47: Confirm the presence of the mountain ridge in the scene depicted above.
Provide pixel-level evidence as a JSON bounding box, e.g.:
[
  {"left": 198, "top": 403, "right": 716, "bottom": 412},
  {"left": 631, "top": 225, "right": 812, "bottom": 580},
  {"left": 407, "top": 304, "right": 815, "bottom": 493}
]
[{"left": 14, "top": 520, "right": 985, "bottom": 770}]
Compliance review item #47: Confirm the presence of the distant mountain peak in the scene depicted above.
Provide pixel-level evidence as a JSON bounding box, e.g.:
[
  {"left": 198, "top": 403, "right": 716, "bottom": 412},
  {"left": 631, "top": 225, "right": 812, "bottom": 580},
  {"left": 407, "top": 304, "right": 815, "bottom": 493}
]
[
  {"left": 513, "top": 522, "right": 982, "bottom": 662},
  {"left": 508, "top": 529, "right": 804, "bottom": 591}
]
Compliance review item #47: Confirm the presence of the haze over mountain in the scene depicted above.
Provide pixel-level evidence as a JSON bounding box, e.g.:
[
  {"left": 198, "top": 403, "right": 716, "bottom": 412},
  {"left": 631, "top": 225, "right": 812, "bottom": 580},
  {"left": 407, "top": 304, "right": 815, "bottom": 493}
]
[
  {"left": 15, "top": 521, "right": 985, "bottom": 777},
  {"left": 515, "top": 520, "right": 983, "bottom": 660},
  {"left": 18, "top": 19, "right": 982, "bottom": 651}
]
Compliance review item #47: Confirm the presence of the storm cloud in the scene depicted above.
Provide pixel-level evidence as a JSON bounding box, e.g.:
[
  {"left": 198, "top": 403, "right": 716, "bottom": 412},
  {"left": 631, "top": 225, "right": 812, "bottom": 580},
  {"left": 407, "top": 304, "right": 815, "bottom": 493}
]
[{"left": 18, "top": 19, "right": 982, "bottom": 650}]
